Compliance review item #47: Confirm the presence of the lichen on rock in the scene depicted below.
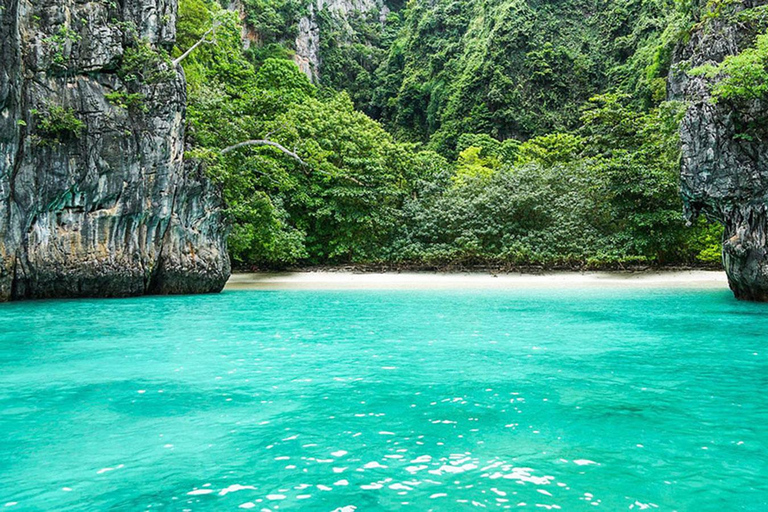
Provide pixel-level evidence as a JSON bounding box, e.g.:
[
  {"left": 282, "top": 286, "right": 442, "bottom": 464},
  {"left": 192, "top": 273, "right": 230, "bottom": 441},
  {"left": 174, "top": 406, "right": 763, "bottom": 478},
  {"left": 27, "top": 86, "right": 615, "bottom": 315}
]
[{"left": 0, "top": 0, "right": 229, "bottom": 300}]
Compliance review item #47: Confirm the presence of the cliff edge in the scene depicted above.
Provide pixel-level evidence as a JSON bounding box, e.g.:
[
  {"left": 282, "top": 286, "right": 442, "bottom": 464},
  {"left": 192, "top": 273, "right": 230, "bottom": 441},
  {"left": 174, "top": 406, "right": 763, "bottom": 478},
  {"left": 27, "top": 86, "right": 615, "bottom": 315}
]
[
  {"left": 0, "top": 0, "right": 230, "bottom": 300},
  {"left": 672, "top": 0, "right": 768, "bottom": 300}
]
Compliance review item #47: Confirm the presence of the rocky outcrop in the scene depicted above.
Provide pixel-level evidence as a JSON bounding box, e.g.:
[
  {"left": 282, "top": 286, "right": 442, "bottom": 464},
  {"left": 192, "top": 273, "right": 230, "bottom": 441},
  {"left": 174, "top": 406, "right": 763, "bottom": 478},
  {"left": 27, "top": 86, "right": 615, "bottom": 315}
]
[
  {"left": 229, "top": 0, "right": 261, "bottom": 50},
  {"left": 294, "top": 0, "right": 390, "bottom": 80},
  {"left": 0, "top": 0, "right": 229, "bottom": 300},
  {"left": 295, "top": 4, "right": 321, "bottom": 80},
  {"left": 672, "top": 0, "right": 768, "bottom": 301}
]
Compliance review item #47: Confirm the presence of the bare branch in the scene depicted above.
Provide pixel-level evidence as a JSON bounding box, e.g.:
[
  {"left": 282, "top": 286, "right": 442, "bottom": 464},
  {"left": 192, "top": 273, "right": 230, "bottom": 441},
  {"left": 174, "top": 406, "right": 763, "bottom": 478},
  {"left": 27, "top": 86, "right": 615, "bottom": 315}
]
[
  {"left": 173, "top": 21, "right": 221, "bottom": 66},
  {"left": 222, "top": 137, "right": 368, "bottom": 186},
  {"left": 220, "top": 139, "right": 307, "bottom": 166},
  {"left": 342, "top": 175, "right": 364, "bottom": 186}
]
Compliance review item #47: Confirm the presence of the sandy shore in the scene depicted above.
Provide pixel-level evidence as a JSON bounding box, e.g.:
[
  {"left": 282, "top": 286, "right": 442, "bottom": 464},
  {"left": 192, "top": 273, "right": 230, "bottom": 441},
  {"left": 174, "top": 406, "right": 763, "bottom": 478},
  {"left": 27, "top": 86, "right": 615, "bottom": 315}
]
[{"left": 225, "top": 270, "right": 728, "bottom": 290}]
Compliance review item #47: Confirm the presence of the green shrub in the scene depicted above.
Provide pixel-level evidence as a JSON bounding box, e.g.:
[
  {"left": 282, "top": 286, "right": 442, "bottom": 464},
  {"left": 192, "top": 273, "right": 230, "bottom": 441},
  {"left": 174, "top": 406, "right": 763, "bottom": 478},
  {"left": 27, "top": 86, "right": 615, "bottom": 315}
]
[
  {"left": 516, "top": 133, "right": 584, "bottom": 167},
  {"left": 119, "top": 42, "right": 175, "bottom": 85},
  {"left": 690, "top": 31, "right": 768, "bottom": 103},
  {"left": 42, "top": 25, "right": 81, "bottom": 70},
  {"left": 105, "top": 91, "right": 148, "bottom": 112},
  {"left": 32, "top": 105, "right": 85, "bottom": 143}
]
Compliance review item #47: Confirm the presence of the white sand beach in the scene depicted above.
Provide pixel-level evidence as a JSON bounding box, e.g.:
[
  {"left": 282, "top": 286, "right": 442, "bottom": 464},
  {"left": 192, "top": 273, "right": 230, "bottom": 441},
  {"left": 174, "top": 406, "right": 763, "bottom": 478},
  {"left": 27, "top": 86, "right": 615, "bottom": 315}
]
[{"left": 225, "top": 270, "right": 729, "bottom": 291}]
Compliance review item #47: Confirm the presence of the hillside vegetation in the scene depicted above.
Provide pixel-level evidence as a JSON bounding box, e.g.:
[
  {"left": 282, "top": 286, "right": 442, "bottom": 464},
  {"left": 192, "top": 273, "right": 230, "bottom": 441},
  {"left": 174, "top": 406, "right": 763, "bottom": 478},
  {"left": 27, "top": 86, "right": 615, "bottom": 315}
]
[{"left": 174, "top": 0, "right": 732, "bottom": 269}]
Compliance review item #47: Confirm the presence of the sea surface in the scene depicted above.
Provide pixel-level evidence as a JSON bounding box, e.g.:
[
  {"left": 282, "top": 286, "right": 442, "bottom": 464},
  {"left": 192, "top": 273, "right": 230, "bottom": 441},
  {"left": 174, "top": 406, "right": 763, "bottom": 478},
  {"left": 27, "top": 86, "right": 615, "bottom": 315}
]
[{"left": 1, "top": 288, "right": 767, "bottom": 511}]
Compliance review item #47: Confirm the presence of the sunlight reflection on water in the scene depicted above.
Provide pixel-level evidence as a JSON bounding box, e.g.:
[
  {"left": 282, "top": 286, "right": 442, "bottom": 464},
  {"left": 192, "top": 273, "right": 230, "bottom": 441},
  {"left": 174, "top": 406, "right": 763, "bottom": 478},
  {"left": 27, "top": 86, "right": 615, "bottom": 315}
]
[{"left": 0, "top": 288, "right": 767, "bottom": 510}]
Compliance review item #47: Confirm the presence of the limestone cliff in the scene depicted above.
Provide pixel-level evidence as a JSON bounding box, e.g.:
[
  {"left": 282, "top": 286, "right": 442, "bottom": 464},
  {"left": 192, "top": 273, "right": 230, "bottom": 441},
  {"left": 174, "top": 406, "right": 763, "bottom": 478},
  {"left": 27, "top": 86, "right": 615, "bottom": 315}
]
[
  {"left": 293, "top": 0, "right": 390, "bottom": 80},
  {"left": 671, "top": 0, "right": 768, "bottom": 300},
  {"left": 0, "top": 0, "right": 230, "bottom": 300}
]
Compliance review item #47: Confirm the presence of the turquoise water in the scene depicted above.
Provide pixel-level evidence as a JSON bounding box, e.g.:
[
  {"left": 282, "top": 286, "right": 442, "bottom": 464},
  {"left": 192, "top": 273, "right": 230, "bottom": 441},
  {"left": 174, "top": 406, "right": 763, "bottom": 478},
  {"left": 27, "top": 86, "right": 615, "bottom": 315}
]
[{"left": 1, "top": 289, "right": 767, "bottom": 511}]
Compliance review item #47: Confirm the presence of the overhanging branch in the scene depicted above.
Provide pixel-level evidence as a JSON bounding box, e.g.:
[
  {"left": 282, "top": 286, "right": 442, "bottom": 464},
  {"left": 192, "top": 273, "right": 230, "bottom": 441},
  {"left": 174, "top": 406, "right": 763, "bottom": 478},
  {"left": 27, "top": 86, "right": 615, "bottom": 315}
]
[
  {"left": 221, "top": 138, "right": 367, "bottom": 186},
  {"left": 173, "top": 21, "right": 221, "bottom": 66},
  {"left": 220, "top": 139, "right": 307, "bottom": 166}
]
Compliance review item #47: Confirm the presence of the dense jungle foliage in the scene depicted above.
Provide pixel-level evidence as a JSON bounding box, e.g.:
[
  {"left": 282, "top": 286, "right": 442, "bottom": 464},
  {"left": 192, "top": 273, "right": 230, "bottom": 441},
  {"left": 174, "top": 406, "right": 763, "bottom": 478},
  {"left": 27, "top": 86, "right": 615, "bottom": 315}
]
[{"left": 174, "top": 0, "right": 742, "bottom": 269}]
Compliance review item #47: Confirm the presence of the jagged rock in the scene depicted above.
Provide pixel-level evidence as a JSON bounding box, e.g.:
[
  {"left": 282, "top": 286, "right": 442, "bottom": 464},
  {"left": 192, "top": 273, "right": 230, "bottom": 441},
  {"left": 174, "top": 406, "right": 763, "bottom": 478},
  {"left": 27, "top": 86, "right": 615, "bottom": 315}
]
[
  {"left": 0, "top": 0, "right": 229, "bottom": 300},
  {"left": 671, "top": 0, "right": 768, "bottom": 301}
]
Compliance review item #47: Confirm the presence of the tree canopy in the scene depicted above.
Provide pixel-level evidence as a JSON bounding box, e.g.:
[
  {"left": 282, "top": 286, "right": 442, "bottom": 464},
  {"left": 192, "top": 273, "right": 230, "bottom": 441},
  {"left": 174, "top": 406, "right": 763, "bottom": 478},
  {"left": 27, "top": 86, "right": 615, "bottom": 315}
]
[{"left": 174, "top": 0, "right": 723, "bottom": 270}]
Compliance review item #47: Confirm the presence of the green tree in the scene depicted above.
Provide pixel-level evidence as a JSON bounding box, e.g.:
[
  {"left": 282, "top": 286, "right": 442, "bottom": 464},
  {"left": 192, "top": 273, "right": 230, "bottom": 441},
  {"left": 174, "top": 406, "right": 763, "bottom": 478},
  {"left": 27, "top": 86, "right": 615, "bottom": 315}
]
[{"left": 690, "top": 31, "right": 768, "bottom": 103}]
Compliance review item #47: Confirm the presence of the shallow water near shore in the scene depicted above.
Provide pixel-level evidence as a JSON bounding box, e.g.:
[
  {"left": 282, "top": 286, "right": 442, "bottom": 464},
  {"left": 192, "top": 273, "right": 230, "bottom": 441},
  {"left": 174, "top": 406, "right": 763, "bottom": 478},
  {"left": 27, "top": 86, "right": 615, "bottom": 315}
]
[{"left": 1, "top": 288, "right": 767, "bottom": 510}]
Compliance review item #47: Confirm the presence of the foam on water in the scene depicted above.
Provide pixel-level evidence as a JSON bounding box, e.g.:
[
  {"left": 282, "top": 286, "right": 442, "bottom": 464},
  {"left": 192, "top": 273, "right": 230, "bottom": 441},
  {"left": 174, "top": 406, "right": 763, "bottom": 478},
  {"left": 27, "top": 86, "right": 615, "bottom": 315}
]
[{"left": 0, "top": 288, "right": 767, "bottom": 510}]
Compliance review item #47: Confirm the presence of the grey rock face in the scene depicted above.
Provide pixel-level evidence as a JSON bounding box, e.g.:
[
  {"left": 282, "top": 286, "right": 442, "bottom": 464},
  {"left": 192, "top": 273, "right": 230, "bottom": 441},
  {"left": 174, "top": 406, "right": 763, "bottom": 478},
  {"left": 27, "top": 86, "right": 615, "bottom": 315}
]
[
  {"left": 0, "top": 0, "right": 229, "bottom": 300},
  {"left": 294, "top": 0, "right": 389, "bottom": 80},
  {"left": 295, "top": 3, "right": 321, "bottom": 80},
  {"left": 672, "top": 1, "right": 768, "bottom": 301}
]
